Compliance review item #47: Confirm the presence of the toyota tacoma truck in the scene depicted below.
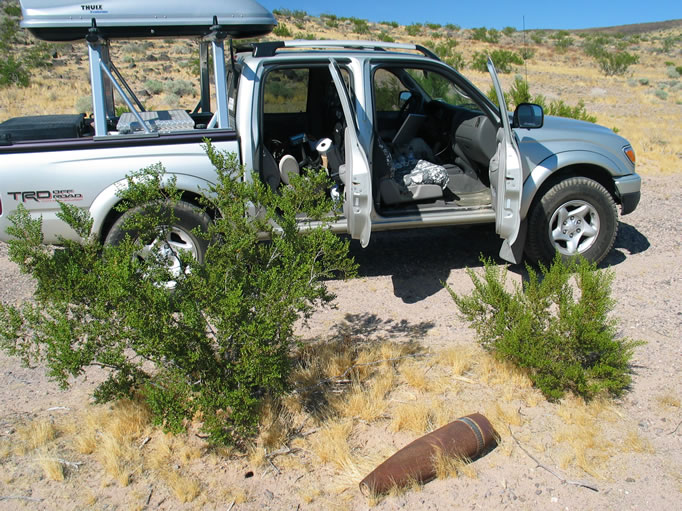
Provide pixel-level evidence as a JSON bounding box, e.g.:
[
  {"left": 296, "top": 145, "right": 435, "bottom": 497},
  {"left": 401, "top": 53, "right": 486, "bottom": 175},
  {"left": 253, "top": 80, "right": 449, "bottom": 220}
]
[{"left": 0, "top": 0, "right": 641, "bottom": 265}]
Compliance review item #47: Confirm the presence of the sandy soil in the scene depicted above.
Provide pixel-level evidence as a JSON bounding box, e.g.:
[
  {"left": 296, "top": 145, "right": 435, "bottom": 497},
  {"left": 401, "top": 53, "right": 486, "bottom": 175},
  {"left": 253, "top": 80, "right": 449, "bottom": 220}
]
[{"left": 0, "top": 172, "right": 679, "bottom": 510}]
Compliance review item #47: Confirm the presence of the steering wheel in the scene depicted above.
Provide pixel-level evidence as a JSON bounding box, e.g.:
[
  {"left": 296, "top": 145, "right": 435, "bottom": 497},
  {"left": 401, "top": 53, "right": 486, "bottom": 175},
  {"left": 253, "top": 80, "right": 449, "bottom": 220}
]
[{"left": 397, "top": 92, "right": 423, "bottom": 127}]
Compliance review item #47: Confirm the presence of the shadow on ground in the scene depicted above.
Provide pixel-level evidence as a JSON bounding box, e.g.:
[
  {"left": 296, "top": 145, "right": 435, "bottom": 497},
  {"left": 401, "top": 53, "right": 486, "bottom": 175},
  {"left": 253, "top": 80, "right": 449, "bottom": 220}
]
[
  {"left": 348, "top": 225, "right": 501, "bottom": 303},
  {"left": 345, "top": 220, "right": 650, "bottom": 301},
  {"left": 602, "top": 221, "right": 650, "bottom": 266}
]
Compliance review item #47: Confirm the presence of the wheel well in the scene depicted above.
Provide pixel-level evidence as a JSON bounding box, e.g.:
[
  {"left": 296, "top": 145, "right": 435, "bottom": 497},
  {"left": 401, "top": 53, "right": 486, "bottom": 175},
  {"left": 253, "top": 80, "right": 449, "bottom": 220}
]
[
  {"left": 98, "top": 190, "right": 217, "bottom": 244},
  {"left": 529, "top": 164, "right": 619, "bottom": 214}
]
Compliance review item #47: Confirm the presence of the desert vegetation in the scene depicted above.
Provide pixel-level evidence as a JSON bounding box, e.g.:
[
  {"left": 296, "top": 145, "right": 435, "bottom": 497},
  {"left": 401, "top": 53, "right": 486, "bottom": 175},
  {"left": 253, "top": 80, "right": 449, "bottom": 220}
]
[{"left": 0, "top": 4, "right": 680, "bottom": 508}]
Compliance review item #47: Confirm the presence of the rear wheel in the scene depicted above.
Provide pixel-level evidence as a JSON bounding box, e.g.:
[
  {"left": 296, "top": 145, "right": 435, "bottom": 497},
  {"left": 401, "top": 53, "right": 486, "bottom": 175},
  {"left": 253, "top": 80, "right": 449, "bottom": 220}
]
[
  {"left": 104, "top": 200, "right": 211, "bottom": 280},
  {"left": 525, "top": 177, "right": 618, "bottom": 265}
]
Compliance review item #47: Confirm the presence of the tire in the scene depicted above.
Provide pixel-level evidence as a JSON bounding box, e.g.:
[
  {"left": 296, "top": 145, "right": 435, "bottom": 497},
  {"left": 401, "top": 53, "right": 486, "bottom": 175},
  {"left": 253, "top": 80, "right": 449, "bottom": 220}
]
[
  {"left": 104, "top": 200, "right": 211, "bottom": 277},
  {"left": 525, "top": 177, "right": 618, "bottom": 265}
]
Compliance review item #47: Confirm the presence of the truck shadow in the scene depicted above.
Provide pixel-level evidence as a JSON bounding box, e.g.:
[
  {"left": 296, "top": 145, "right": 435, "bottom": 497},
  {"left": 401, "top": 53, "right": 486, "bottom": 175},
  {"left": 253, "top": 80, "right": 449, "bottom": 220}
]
[
  {"left": 348, "top": 220, "right": 649, "bottom": 302},
  {"left": 349, "top": 225, "right": 500, "bottom": 303},
  {"left": 601, "top": 221, "right": 650, "bottom": 266}
]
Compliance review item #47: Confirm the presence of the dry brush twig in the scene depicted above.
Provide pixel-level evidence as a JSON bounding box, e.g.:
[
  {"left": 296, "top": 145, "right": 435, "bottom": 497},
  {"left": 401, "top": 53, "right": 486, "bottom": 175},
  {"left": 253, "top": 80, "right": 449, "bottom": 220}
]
[{"left": 509, "top": 426, "right": 599, "bottom": 492}]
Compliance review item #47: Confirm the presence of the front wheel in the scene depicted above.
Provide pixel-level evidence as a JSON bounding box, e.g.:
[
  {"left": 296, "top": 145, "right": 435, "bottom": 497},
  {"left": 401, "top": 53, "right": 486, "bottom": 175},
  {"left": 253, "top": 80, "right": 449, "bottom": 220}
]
[
  {"left": 104, "top": 200, "right": 211, "bottom": 280},
  {"left": 525, "top": 177, "right": 618, "bottom": 265}
]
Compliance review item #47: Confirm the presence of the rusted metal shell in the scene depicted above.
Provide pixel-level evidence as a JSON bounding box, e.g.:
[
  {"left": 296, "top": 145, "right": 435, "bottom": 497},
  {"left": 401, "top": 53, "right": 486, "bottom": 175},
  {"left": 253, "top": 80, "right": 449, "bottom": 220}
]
[{"left": 359, "top": 413, "right": 498, "bottom": 496}]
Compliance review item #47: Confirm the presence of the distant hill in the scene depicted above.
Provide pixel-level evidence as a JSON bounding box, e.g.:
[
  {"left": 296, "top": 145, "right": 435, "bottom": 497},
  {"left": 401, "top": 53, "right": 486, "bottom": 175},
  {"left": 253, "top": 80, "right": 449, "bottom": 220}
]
[{"left": 571, "top": 19, "right": 682, "bottom": 35}]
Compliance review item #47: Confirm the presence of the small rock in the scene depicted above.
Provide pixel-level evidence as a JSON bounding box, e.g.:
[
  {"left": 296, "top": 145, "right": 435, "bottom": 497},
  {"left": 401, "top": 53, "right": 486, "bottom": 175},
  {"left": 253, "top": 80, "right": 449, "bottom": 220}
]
[
  {"left": 626, "top": 477, "right": 635, "bottom": 483},
  {"left": 264, "top": 489, "right": 274, "bottom": 500},
  {"left": 551, "top": 496, "right": 558, "bottom": 503},
  {"left": 536, "top": 489, "right": 542, "bottom": 495}
]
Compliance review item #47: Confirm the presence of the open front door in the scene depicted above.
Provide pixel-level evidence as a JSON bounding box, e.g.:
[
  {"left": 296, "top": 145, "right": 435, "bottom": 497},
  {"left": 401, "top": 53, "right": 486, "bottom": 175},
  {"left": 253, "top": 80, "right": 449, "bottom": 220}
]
[
  {"left": 487, "top": 58, "right": 523, "bottom": 264},
  {"left": 328, "top": 59, "right": 372, "bottom": 247}
]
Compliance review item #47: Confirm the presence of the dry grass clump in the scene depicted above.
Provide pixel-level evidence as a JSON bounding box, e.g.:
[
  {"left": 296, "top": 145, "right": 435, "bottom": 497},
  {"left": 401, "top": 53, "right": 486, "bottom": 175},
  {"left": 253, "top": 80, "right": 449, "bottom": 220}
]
[
  {"left": 37, "top": 453, "right": 65, "bottom": 481},
  {"left": 332, "top": 369, "right": 395, "bottom": 422},
  {"left": 432, "top": 448, "right": 477, "bottom": 480},
  {"left": 161, "top": 469, "right": 201, "bottom": 503},
  {"left": 390, "top": 401, "right": 434, "bottom": 434},
  {"left": 436, "top": 345, "right": 477, "bottom": 376},
  {"left": 69, "top": 399, "right": 152, "bottom": 486},
  {"left": 657, "top": 392, "right": 681, "bottom": 409},
  {"left": 477, "top": 354, "right": 533, "bottom": 389},
  {"left": 310, "top": 420, "right": 353, "bottom": 468},
  {"left": 16, "top": 419, "right": 57, "bottom": 454}
]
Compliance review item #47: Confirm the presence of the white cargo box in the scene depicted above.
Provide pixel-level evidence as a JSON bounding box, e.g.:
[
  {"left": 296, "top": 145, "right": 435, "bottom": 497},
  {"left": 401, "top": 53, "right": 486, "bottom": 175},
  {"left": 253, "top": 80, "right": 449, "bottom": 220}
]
[{"left": 19, "top": 0, "right": 276, "bottom": 41}]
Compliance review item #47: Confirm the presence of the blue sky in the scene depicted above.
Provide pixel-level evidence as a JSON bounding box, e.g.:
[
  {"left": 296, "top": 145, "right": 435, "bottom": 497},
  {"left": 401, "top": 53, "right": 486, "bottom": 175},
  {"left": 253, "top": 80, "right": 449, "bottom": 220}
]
[{"left": 260, "top": 1, "right": 682, "bottom": 30}]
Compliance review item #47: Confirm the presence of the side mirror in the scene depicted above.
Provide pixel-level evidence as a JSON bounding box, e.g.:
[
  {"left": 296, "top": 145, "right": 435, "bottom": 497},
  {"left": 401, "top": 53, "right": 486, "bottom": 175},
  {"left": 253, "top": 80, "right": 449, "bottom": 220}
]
[
  {"left": 399, "top": 90, "right": 412, "bottom": 106},
  {"left": 513, "top": 103, "right": 544, "bottom": 129}
]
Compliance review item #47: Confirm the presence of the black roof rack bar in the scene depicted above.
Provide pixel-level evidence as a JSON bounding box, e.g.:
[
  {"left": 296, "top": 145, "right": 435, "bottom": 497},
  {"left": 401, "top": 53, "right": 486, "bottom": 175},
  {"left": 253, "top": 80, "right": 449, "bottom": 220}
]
[{"left": 249, "top": 40, "right": 441, "bottom": 60}]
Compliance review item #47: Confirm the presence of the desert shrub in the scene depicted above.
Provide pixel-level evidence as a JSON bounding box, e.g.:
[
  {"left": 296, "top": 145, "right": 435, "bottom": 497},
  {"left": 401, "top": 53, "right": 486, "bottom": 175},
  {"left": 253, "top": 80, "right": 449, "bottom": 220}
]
[
  {"left": 273, "top": 23, "right": 292, "bottom": 37},
  {"left": 666, "top": 66, "right": 680, "bottom": 78},
  {"left": 163, "top": 79, "right": 194, "bottom": 97},
  {"left": 426, "top": 23, "right": 441, "bottom": 30},
  {"left": 292, "top": 10, "right": 307, "bottom": 20},
  {"left": 351, "top": 17, "right": 370, "bottom": 34},
  {"left": 444, "top": 53, "right": 466, "bottom": 70},
  {"left": 74, "top": 95, "right": 93, "bottom": 114},
  {"left": 583, "top": 35, "right": 611, "bottom": 58},
  {"left": 486, "top": 84, "right": 510, "bottom": 110},
  {"left": 660, "top": 36, "right": 679, "bottom": 53},
  {"left": 445, "top": 23, "right": 460, "bottom": 32},
  {"left": 0, "top": 4, "right": 52, "bottom": 88},
  {"left": 530, "top": 31, "right": 544, "bottom": 44},
  {"left": 595, "top": 50, "right": 639, "bottom": 76},
  {"left": 428, "top": 39, "right": 458, "bottom": 59},
  {"left": 272, "top": 8, "right": 291, "bottom": 16},
  {"left": 294, "top": 32, "right": 316, "bottom": 41},
  {"left": 0, "top": 146, "right": 356, "bottom": 446},
  {"left": 406, "top": 24, "right": 422, "bottom": 37},
  {"left": 502, "top": 26, "right": 517, "bottom": 37},
  {"left": 471, "top": 27, "right": 500, "bottom": 44},
  {"left": 638, "top": 77, "right": 649, "bottom": 85},
  {"left": 448, "top": 255, "right": 642, "bottom": 400},
  {"left": 654, "top": 89, "right": 668, "bottom": 100},
  {"left": 325, "top": 18, "right": 338, "bottom": 29},
  {"left": 144, "top": 79, "right": 164, "bottom": 94},
  {"left": 508, "top": 75, "right": 531, "bottom": 106},
  {"left": 532, "top": 95, "right": 596, "bottom": 123},
  {"left": 677, "top": 66, "right": 682, "bottom": 76},
  {"left": 0, "top": 56, "right": 29, "bottom": 87},
  {"left": 519, "top": 47, "right": 535, "bottom": 60},
  {"left": 378, "top": 31, "right": 395, "bottom": 43},
  {"left": 490, "top": 76, "right": 597, "bottom": 122},
  {"left": 552, "top": 31, "right": 573, "bottom": 52},
  {"left": 380, "top": 20, "right": 399, "bottom": 28},
  {"left": 472, "top": 49, "right": 523, "bottom": 73}
]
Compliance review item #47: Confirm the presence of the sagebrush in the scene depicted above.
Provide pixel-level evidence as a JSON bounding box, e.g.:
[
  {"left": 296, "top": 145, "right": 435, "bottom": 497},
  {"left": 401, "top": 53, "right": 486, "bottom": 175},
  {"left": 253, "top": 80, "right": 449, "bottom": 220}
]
[
  {"left": 448, "top": 255, "right": 641, "bottom": 400},
  {"left": 0, "top": 144, "right": 356, "bottom": 445}
]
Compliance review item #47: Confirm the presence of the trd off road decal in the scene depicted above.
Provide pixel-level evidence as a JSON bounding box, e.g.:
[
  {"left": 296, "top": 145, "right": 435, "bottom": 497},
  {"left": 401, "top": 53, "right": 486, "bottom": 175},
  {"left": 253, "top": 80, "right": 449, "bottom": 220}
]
[{"left": 7, "top": 190, "right": 84, "bottom": 202}]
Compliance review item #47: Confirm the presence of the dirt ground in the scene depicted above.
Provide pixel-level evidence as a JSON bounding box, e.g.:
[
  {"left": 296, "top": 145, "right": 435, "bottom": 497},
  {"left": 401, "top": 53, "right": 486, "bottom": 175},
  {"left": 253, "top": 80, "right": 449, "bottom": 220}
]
[{"left": 0, "top": 172, "right": 679, "bottom": 510}]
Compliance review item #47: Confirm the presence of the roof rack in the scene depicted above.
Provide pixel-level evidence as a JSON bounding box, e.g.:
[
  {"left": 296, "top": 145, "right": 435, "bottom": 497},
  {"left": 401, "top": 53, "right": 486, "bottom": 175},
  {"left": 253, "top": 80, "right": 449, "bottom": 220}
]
[{"left": 249, "top": 40, "right": 440, "bottom": 60}]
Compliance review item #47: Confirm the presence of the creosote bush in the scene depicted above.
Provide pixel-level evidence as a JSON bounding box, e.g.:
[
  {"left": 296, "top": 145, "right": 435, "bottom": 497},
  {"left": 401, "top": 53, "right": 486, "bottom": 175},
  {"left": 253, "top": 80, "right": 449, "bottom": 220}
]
[
  {"left": 0, "top": 144, "right": 356, "bottom": 446},
  {"left": 448, "top": 255, "right": 642, "bottom": 400}
]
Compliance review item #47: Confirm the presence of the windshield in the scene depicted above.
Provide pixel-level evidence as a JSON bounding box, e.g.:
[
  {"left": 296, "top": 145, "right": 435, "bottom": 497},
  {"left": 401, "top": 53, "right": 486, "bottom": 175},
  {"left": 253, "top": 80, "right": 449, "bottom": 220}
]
[{"left": 405, "top": 68, "right": 481, "bottom": 112}]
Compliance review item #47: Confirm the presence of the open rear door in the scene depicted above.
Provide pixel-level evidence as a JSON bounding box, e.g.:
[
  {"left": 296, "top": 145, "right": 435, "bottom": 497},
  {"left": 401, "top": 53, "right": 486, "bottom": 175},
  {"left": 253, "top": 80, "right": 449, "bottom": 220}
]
[
  {"left": 328, "top": 59, "right": 372, "bottom": 247},
  {"left": 487, "top": 58, "right": 523, "bottom": 263}
]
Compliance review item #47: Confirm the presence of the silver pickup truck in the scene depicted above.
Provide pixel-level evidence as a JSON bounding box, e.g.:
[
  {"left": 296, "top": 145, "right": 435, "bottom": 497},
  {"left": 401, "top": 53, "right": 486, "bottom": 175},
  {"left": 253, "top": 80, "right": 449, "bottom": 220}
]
[{"left": 0, "top": 0, "right": 641, "bottom": 265}]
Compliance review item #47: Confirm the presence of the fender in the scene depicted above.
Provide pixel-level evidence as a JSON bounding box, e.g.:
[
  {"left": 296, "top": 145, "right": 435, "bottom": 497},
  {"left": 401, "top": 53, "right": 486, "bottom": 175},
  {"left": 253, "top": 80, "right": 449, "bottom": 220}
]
[
  {"left": 89, "top": 173, "right": 216, "bottom": 239},
  {"left": 521, "top": 149, "right": 625, "bottom": 218}
]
